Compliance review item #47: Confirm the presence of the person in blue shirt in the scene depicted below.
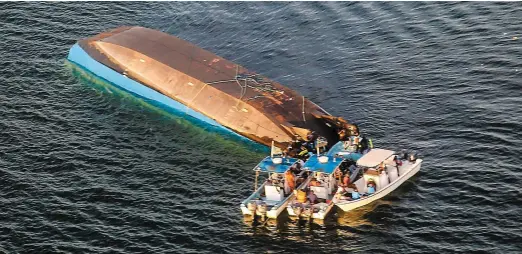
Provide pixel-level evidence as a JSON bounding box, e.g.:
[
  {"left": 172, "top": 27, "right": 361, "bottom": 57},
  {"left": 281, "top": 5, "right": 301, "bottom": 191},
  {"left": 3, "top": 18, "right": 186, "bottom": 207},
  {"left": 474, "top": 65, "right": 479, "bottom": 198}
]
[
  {"left": 351, "top": 188, "right": 361, "bottom": 200},
  {"left": 367, "top": 182, "right": 376, "bottom": 195}
]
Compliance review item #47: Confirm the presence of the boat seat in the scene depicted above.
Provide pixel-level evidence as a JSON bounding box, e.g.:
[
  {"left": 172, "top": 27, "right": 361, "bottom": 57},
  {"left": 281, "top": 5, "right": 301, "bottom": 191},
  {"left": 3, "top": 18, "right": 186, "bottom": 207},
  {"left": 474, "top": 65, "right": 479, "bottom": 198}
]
[{"left": 265, "top": 185, "right": 284, "bottom": 201}]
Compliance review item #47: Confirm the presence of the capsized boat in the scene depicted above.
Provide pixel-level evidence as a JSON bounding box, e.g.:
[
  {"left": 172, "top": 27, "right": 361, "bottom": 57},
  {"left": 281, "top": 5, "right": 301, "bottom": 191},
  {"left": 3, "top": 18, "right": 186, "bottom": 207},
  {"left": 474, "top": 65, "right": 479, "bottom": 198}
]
[
  {"left": 334, "top": 149, "right": 422, "bottom": 212},
  {"left": 67, "top": 26, "right": 359, "bottom": 150},
  {"left": 240, "top": 156, "right": 310, "bottom": 220},
  {"left": 286, "top": 140, "right": 364, "bottom": 221}
]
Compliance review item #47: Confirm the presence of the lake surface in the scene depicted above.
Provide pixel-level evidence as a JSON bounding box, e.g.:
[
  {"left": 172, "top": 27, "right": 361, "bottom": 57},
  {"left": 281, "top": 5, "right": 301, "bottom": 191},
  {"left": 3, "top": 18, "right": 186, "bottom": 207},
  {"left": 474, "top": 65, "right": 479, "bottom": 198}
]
[{"left": 1, "top": 2, "right": 521, "bottom": 253}]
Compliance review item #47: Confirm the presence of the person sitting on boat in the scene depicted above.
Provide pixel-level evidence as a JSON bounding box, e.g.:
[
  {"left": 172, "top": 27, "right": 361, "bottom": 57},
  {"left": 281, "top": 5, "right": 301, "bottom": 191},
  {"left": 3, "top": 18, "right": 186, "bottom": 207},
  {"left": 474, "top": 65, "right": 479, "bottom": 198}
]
[
  {"left": 307, "top": 190, "right": 318, "bottom": 205},
  {"left": 342, "top": 174, "right": 350, "bottom": 186},
  {"left": 271, "top": 173, "right": 282, "bottom": 187},
  {"left": 307, "top": 131, "right": 317, "bottom": 143},
  {"left": 351, "top": 188, "right": 361, "bottom": 200},
  {"left": 366, "top": 182, "right": 376, "bottom": 195},
  {"left": 378, "top": 162, "right": 386, "bottom": 173},
  {"left": 334, "top": 166, "right": 342, "bottom": 181},
  {"left": 338, "top": 128, "right": 348, "bottom": 141},
  {"left": 296, "top": 189, "right": 307, "bottom": 204},
  {"left": 309, "top": 178, "right": 321, "bottom": 187},
  {"left": 284, "top": 170, "right": 296, "bottom": 195}
]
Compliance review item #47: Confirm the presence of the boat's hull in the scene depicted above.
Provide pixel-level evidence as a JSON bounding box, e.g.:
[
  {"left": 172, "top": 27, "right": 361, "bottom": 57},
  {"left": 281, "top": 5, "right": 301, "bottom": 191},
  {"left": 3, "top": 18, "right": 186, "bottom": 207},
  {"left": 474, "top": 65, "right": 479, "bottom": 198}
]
[
  {"left": 67, "top": 43, "right": 252, "bottom": 141},
  {"left": 287, "top": 202, "right": 335, "bottom": 221},
  {"left": 68, "top": 27, "right": 358, "bottom": 150},
  {"left": 266, "top": 197, "right": 293, "bottom": 219},
  {"left": 239, "top": 183, "right": 292, "bottom": 219},
  {"left": 336, "top": 159, "right": 422, "bottom": 212},
  {"left": 240, "top": 194, "right": 295, "bottom": 219}
]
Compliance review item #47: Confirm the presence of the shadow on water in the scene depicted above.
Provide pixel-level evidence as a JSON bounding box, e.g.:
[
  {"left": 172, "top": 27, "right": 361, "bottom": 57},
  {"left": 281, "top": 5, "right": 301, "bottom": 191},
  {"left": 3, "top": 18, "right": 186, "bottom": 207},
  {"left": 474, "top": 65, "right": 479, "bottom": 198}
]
[{"left": 64, "top": 61, "right": 269, "bottom": 157}]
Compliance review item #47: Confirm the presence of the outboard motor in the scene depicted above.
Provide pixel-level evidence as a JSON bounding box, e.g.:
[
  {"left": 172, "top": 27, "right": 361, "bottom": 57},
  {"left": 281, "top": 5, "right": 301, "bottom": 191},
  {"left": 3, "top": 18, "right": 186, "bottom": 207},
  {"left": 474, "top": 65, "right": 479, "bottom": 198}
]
[
  {"left": 401, "top": 150, "right": 408, "bottom": 161},
  {"left": 256, "top": 202, "right": 267, "bottom": 220},
  {"left": 319, "top": 204, "right": 328, "bottom": 213},
  {"left": 409, "top": 152, "right": 418, "bottom": 163},
  {"left": 247, "top": 201, "right": 257, "bottom": 214},
  {"left": 303, "top": 206, "right": 313, "bottom": 220},
  {"left": 293, "top": 205, "right": 302, "bottom": 217}
]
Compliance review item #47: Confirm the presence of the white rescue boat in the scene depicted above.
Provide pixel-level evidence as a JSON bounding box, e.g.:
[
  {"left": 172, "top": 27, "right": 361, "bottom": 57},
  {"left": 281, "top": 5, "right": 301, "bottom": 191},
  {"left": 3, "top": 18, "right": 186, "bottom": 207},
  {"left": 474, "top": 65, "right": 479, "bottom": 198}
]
[{"left": 334, "top": 149, "right": 422, "bottom": 211}]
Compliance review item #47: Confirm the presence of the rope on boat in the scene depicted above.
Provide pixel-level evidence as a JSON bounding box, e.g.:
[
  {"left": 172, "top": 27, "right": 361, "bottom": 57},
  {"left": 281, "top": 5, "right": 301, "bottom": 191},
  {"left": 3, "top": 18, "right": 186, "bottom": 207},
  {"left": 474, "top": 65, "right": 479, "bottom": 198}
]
[
  {"left": 185, "top": 83, "right": 208, "bottom": 114},
  {"left": 206, "top": 71, "right": 286, "bottom": 102},
  {"left": 302, "top": 96, "right": 306, "bottom": 123},
  {"left": 233, "top": 65, "right": 249, "bottom": 109}
]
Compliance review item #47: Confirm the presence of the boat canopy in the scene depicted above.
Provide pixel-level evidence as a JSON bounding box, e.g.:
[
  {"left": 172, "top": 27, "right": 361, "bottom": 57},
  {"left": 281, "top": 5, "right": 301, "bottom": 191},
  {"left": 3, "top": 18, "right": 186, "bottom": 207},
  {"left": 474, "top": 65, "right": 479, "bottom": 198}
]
[
  {"left": 303, "top": 155, "right": 343, "bottom": 175},
  {"left": 356, "top": 149, "right": 395, "bottom": 167},
  {"left": 253, "top": 156, "right": 298, "bottom": 174},
  {"left": 326, "top": 141, "right": 364, "bottom": 161}
]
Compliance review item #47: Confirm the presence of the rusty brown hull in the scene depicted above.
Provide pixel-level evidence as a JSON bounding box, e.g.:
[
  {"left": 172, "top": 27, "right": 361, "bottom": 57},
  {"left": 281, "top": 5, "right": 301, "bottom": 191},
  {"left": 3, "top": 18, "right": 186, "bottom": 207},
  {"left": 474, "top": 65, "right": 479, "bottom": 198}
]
[{"left": 72, "top": 26, "right": 353, "bottom": 149}]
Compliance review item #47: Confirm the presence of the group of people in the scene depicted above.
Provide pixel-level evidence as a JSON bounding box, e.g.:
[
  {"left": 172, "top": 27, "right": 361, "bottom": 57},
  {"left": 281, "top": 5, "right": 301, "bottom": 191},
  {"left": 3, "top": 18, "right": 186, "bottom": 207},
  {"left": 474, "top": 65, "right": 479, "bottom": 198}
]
[
  {"left": 282, "top": 161, "right": 309, "bottom": 195},
  {"left": 337, "top": 123, "right": 360, "bottom": 141},
  {"left": 283, "top": 131, "right": 328, "bottom": 161},
  {"left": 342, "top": 135, "right": 372, "bottom": 154},
  {"left": 336, "top": 180, "right": 376, "bottom": 201},
  {"left": 295, "top": 188, "right": 318, "bottom": 205}
]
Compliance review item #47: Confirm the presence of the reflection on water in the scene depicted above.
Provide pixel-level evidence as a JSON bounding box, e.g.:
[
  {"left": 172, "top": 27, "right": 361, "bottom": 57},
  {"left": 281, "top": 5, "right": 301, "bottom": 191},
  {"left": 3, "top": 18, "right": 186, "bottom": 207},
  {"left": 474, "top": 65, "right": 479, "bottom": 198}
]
[
  {"left": 336, "top": 201, "right": 389, "bottom": 227},
  {"left": 65, "top": 61, "right": 269, "bottom": 156},
  {"left": 240, "top": 200, "right": 390, "bottom": 240},
  {"left": 241, "top": 182, "right": 404, "bottom": 234}
]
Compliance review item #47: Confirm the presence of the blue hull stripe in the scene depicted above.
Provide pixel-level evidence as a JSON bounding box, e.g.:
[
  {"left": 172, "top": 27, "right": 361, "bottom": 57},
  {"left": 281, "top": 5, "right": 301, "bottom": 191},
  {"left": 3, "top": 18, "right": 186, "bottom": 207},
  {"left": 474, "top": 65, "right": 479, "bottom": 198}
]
[{"left": 67, "top": 43, "right": 247, "bottom": 141}]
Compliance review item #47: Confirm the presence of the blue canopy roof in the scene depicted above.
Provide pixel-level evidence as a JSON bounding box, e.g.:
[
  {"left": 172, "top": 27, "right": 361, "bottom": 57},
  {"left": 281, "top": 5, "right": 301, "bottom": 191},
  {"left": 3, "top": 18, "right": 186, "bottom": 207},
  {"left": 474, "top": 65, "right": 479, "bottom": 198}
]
[
  {"left": 253, "top": 156, "right": 298, "bottom": 174},
  {"left": 327, "top": 141, "right": 364, "bottom": 161},
  {"left": 303, "top": 155, "right": 343, "bottom": 175}
]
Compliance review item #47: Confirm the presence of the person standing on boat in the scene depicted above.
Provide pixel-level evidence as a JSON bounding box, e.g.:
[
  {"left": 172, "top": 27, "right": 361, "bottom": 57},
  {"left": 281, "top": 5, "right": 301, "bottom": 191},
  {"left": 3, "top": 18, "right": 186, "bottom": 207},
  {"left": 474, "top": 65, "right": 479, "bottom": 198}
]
[
  {"left": 309, "top": 178, "right": 321, "bottom": 187},
  {"left": 378, "top": 162, "right": 386, "bottom": 173},
  {"left": 349, "top": 164, "right": 357, "bottom": 174},
  {"left": 297, "top": 145, "right": 310, "bottom": 160},
  {"left": 352, "top": 123, "right": 360, "bottom": 136},
  {"left": 284, "top": 170, "right": 296, "bottom": 195}
]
